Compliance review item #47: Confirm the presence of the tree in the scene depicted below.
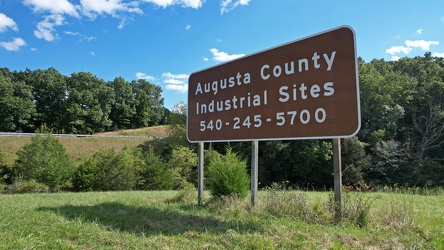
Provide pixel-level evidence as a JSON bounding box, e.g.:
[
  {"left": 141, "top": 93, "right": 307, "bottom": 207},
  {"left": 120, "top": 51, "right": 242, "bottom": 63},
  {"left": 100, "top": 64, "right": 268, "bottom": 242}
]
[
  {"left": 14, "top": 130, "right": 74, "bottom": 190},
  {"left": 108, "top": 77, "right": 136, "bottom": 130},
  {"left": 136, "top": 147, "right": 174, "bottom": 190},
  {"left": 258, "top": 140, "right": 332, "bottom": 188},
  {"left": 341, "top": 137, "right": 371, "bottom": 185},
  {"left": 0, "top": 75, "right": 35, "bottom": 132},
  {"left": 65, "top": 72, "right": 114, "bottom": 133},
  {"left": 207, "top": 147, "right": 250, "bottom": 198},
  {"left": 168, "top": 146, "right": 198, "bottom": 189},
  {"left": 72, "top": 147, "right": 141, "bottom": 191},
  {"left": 25, "top": 68, "right": 68, "bottom": 133},
  {"left": 130, "top": 79, "right": 165, "bottom": 127},
  {"left": 166, "top": 101, "right": 188, "bottom": 149}
]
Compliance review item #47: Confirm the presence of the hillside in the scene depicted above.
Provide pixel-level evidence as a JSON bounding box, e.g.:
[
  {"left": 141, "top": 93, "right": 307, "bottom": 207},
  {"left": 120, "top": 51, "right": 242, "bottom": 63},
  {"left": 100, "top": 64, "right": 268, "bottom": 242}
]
[
  {"left": 97, "top": 125, "right": 169, "bottom": 138},
  {"left": 0, "top": 126, "right": 170, "bottom": 166}
]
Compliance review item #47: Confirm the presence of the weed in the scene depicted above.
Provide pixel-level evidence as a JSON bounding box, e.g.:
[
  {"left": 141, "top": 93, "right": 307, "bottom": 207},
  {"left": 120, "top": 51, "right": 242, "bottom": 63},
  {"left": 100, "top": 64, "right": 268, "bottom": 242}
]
[
  {"left": 166, "top": 188, "right": 197, "bottom": 204},
  {"left": 3, "top": 175, "right": 49, "bottom": 194},
  {"left": 328, "top": 192, "right": 380, "bottom": 227},
  {"left": 377, "top": 198, "right": 416, "bottom": 232}
]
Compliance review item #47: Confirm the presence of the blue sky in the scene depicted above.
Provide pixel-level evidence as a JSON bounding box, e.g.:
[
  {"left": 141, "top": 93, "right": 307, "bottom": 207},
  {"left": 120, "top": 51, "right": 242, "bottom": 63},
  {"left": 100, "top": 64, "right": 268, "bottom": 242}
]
[{"left": 1, "top": 0, "right": 444, "bottom": 110}]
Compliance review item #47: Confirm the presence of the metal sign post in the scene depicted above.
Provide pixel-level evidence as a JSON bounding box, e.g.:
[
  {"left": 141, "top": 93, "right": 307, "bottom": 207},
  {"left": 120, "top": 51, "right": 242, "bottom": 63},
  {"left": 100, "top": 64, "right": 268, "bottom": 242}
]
[
  {"left": 332, "top": 138, "right": 342, "bottom": 220},
  {"left": 197, "top": 142, "right": 204, "bottom": 206},
  {"left": 251, "top": 140, "right": 259, "bottom": 207}
]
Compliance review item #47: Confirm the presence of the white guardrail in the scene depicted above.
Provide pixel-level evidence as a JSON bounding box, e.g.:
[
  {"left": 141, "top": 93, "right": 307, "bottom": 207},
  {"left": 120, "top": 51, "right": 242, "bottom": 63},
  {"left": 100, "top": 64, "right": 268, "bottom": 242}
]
[{"left": 0, "top": 132, "right": 163, "bottom": 139}]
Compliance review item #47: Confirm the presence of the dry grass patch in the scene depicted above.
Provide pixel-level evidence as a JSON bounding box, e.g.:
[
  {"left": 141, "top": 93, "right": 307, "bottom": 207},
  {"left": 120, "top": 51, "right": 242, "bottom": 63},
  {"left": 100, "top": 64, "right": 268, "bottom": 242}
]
[
  {"left": 99, "top": 125, "right": 169, "bottom": 137},
  {"left": 0, "top": 136, "right": 148, "bottom": 165}
]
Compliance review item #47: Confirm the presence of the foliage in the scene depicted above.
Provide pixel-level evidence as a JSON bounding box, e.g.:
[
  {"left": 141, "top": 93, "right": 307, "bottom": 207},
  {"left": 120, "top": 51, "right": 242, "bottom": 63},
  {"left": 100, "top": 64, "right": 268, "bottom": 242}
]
[
  {"left": 2, "top": 176, "right": 49, "bottom": 194},
  {"left": 136, "top": 147, "right": 174, "bottom": 190},
  {"left": 2, "top": 53, "right": 444, "bottom": 188},
  {"left": 168, "top": 146, "right": 198, "bottom": 189},
  {"left": 0, "top": 74, "right": 35, "bottom": 132},
  {"left": 0, "top": 150, "right": 11, "bottom": 185},
  {"left": 72, "top": 147, "right": 141, "bottom": 191},
  {"left": 258, "top": 140, "right": 333, "bottom": 188},
  {"left": 341, "top": 137, "right": 371, "bottom": 185},
  {"left": 207, "top": 147, "right": 250, "bottom": 198},
  {"left": 165, "top": 101, "right": 189, "bottom": 149},
  {"left": 13, "top": 131, "right": 74, "bottom": 190},
  {"left": 0, "top": 67, "right": 167, "bottom": 134}
]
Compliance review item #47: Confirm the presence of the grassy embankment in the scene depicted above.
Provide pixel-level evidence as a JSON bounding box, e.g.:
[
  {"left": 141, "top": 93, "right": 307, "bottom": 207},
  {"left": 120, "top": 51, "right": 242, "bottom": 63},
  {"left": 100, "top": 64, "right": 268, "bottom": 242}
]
[
  {"left": 0, "top": 126, "right": 169, "bottom": 166},
  {"left": 0, "top": 190, "right": 443, "bottom": 249}
]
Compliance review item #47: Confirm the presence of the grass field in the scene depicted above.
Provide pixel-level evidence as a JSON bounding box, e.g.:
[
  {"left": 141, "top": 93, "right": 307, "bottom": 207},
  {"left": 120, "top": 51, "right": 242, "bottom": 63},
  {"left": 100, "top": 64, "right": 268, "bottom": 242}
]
[
  {"left": 0, "top": 190, "right": 442, "bottom": 249},
  {"left": 0, "top": 125, "right": 170, "bottom": 166},
  {"left": 0, "top": 136, "right": 149, "bottom": 166}
]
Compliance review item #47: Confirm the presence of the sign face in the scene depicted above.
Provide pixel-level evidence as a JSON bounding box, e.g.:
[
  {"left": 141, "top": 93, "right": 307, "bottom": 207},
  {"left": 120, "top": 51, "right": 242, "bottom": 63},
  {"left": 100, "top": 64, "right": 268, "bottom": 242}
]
[{"left": 187, "top": 26, "right": 360, "bottom": 142}]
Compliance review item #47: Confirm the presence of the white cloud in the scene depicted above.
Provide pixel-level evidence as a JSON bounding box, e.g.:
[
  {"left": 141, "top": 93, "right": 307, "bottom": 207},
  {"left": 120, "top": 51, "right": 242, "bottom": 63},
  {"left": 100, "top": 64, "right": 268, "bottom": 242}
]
[
  {"left": 64, "top": 31, "right": 96, "bottom": 41},
  {"left": 162, "top": 72, "right": 189, "bottom": 79},
  {"left": 385, "top": 46, "right": 411, "bottom": 55},
  {"left": 385, "top": 38, "right": 441, "bottom": 58},
  {"left": 24, "top": 0, "right": 79, "bottom": 17},
  {"left": 64, "top": 31, "right": 80, "bottom": 36},
  {"left": 136, "top": 72, "right": 156, "bottom": 81},
  {"left": 185, "top": 24, "right": 191, "bottom": 30},
  {"left": 117, "top": 16, "right": 134, "bottom": 29},
  {"left": 89, "top": 51, "right": 96, "bottom": 56},
  {"left": 0, "top": 13, "right": 18, "bottom": 32},
  {"left": 433, "top": 52, "right": 444, "bottom": 57},
  {"left": 210, "top": 48, "right": 244, "bottom": 62},
  {"left": 166, "top": 83, "right": 188, "bottom": 92},
  {"left": 203, "top": 57, "right": 209, "bottom": 61},
  {"left": 34, "top": 14, "right": 65, "bottom": 42},
  {"left": 164, "top": 78, "right": 185, "bottom": 84},
  {"left": 416, "top": 29, "right": 423, "bottom": 34},
  {"left": 80, "top": 0, "right": 143, "bottom": 19},
  {"left": 142, "top": 0, "right": 204, "bottom": 9},
  {"left": 0, "top": 37, "right": 26, "bottom": 51},
  {"left": 220, "top": 0, "right": 251, "bottom": 14},
  {"left": 162, "top": 72, "right": 189, "bottom": 92},
  {"left": 405, "top": 40, "right": 439, "bottom": 50}
]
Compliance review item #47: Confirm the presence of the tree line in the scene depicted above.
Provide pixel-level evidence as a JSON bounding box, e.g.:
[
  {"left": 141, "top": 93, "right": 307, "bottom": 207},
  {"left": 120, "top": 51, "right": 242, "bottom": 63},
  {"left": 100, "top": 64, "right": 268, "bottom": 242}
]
[
  {"left": 0, "top": 67, "right": 168, "bottom": 134},
  {"left": 1, "top": 53, "right": 443, "bottom": 190}
]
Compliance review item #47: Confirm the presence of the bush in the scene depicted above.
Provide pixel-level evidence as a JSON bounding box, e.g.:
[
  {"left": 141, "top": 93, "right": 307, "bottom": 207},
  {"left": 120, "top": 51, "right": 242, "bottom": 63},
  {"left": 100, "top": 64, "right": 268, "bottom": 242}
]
[
  {"left": 0, "top": 150, "right": 13, "bottom": 185},
  {"left": 72, "top": 147, "right": 141, "bottom": 191},
  {"left": 136, "top": 147, "right": 174, "bottom": 190},
  {"left": 207, "top": 147, "right": 250, "bottom": 199},
  {"left": 168, "top": 146, "right": 198, "bottom": 189},
  {"left": 13, "top": 133, "right": 74, "bottom": 190},
  {"left": 3, "top": 176, "right": 49, "bottom": 194}
]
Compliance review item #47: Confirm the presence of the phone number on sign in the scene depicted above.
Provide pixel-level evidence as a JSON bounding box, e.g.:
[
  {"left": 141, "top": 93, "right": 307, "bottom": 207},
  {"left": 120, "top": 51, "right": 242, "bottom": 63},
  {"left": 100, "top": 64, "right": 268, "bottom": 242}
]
[{"left": 199, "top": 108, "right": 327, "bottom": 132}]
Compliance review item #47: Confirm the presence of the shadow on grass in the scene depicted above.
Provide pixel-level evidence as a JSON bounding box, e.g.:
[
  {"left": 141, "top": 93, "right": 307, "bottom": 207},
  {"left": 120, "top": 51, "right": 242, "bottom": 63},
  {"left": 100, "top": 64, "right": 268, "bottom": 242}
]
[{"left": 37, "top": 202, "right": 260, "bottom": 236}]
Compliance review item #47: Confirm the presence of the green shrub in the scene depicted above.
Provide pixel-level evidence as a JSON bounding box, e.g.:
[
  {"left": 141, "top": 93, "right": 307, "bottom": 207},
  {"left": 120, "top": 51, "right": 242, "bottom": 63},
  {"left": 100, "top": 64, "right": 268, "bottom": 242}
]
[
  {"left": 3, "top": 176, "right": 49, "bottom": 194},
  {"left": 13, "top": 133, "right": 74, "bottom": 190},
  {"left": 207, "top": 147, "right": 250, "bottom": 199},
  {"left": 168, "top": 146, "right": 198, "bottom": 189},
  {"left": 72, "top": 147, "right": 141, "bottom": 191},
  {"left": 136, "top": 147, "right": 174, "bottom": 190},
  {"left": 0, "top": 150, "right": 12, "bottom": 185}
]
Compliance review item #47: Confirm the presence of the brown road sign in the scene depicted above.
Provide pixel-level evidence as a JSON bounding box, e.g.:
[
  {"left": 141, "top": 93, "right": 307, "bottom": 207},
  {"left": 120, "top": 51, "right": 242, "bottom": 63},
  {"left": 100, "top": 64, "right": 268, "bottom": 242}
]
[{"left": 187, "top": 26, "right": 360, "bottom": 142}]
